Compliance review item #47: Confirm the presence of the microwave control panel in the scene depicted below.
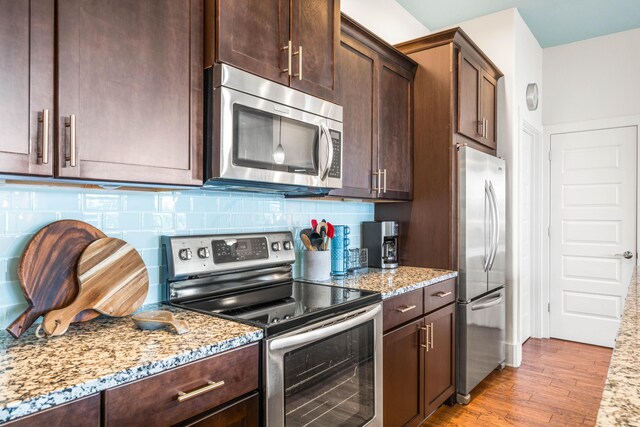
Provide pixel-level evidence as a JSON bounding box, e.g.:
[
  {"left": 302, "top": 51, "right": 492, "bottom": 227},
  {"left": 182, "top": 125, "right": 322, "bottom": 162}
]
[{"left": 328, "top": 130, "right": 341, "bottom": 179}]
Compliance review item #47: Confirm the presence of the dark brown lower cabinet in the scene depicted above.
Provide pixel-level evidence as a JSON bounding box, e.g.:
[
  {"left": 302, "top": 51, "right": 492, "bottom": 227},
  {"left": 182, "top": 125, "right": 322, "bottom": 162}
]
[
  {"left": 179, "top": 393, "right": 259, "bottom": 427},
  {"left": 383, "top": 318, "right": 424, "bottom": 427},
  {"left": 424, "top": 303, "right": 456, "bottom": 416},
  {"left": 382, "top": 282, "right": 456, "bottom": 426}
]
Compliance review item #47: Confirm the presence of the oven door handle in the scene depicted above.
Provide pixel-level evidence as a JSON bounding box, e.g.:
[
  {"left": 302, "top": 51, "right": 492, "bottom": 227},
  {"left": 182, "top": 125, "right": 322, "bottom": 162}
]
[
  {"left": 268, "top": 304, "right": 381, "bottom": 351},
  {"left": 319, "top": 122, "right": 333, "bottom": 181}
]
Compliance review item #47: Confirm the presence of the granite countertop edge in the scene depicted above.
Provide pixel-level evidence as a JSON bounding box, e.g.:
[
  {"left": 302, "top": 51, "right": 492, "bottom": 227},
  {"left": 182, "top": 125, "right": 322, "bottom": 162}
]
[
  {"left": 379, "top": 271, "right": 459, "bottom": 299},
  {"left": 0, "top": 325, "right": 263, "bottom": 424}
]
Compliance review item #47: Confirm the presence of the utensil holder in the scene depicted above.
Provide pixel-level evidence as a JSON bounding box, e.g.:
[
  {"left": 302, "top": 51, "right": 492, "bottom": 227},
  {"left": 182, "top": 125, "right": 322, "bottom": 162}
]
[{"left": 302, "top": 250, "right": 331, "bottom": 281}]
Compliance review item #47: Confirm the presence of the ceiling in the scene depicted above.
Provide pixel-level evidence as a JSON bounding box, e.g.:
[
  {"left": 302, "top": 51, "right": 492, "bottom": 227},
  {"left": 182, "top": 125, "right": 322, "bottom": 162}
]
[{"left": 396, "top": 0, "right": 640, "bottom": 47}]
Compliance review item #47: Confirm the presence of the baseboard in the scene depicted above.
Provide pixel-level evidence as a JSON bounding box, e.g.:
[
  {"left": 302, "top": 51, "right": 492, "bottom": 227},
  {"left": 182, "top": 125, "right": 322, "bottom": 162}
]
[{"left": 505, "top": 341, "right": 522, "bottom": 367}]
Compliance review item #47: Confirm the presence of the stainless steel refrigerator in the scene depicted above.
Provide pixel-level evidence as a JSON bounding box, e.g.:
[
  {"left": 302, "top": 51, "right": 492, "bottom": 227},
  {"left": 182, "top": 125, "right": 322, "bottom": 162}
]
[{"left": 456, "top": 145, "right": 506, "bottom": 404}]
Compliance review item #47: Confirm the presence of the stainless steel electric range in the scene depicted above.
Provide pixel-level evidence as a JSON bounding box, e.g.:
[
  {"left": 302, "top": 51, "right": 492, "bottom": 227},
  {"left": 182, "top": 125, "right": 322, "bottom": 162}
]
[{"left": 162, "top": 231, "right": 383, "bottom": 427}]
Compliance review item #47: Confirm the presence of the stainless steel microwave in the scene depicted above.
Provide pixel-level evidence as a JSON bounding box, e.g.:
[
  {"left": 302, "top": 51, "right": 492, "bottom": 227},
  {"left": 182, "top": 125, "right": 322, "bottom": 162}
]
[{"left": 204, "top": 64, "right": 343, "bottom": 195}]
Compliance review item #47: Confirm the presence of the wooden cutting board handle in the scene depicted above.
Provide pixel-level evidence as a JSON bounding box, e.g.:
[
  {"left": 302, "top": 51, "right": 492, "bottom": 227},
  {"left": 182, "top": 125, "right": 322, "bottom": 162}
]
[{"left": 42, "top": 238, "right": 149, "bottom": 337}]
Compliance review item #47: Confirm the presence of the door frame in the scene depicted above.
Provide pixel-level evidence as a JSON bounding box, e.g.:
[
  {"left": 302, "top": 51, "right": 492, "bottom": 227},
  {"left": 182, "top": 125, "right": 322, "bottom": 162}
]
[
  {"left": 543, "top": 115, "right": 640, "bottom": 339},
  {"left": 518, "top": 119, "right": 543, "bottom": 342}
]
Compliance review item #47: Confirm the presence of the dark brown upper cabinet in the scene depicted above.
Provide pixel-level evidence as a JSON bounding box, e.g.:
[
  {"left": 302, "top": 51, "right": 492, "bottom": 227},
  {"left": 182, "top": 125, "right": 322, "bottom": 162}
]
[
  {"left": 458, "top": 50, "right": 498, "bottom": 150},
  {"left": 330, "top": 15, "right": 416, "bottom": 201},
  {"left": 56, "top": 0, "right": 203, "bottom": 186},
  {"left": 208, "top": 0, "right": 339, "bottom": 102},
  {"left": 0, "top": 0, "right": 54, "bottom": 177}
]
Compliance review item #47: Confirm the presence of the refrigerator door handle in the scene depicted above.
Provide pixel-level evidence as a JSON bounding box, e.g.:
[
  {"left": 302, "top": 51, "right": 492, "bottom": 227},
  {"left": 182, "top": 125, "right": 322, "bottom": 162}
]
[
  {"left": 483, "top": 181, "right": 491, "bottom": 272},
  {"left": 471, "top": 294, "right": 503, "bottom": 311},
  {"left": 487, "top": 181, "right": 499, "bottom": 270}
]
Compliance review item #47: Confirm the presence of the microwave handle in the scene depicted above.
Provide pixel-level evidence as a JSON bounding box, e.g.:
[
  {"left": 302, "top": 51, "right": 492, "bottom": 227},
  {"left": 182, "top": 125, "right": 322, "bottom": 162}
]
[{"left": 319, "top": 123, "right": 333, "bottom": 181}]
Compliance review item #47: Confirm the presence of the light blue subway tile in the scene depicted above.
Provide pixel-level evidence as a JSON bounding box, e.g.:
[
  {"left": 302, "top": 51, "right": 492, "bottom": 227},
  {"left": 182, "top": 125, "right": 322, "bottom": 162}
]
[
  {"left": 6, "top": 212, "right": 58, "bottom": 234},
  {"left": 33, "top": 191, "right": 81, "bottom": 211},
  {"left": 206, "top": 213, "right": 230, "bottom": 229},
  {"left": 58, "top": 212, "right": 102, "bottom": 228},
  {"left": 141, "top": 248, "right": 162, "bottom": 268},
  {"left": 122, "top": 193, "right": 158, "bottom": 212},
  {"left": 159, "top": 194, "right": 190, "bottom": 212},
  {"left": 105, "top": 231, "right": 123, "bottom": 239},
  {"left": 1, "top": 281, "right": 27, "bottom": 305},
  {"left": 0, "top": 190, "right": 32, "bottom": 210},
  {"left": 121, "top": 231, "right": 159, "bottom": 249},
  {"left": 144, "top": 284, "right": 164, "bottom": 305},
  {"left": 191, "top": 195, "right": 218, "bottom": 212},
  {"left": 104, "top": 212, "right": 141, "bottom": 230},
  {"left": 84, "top": 194, "right": 121, "bottom": 211},
  {"left": 147, "top": 266, "right": 160, "bottom": 285},
  {"left": 142, "top": 213, "right": 174, "bottom": 230},
  {"left": 219, "top": 197, "right": 242, "bottom": 212},
  {"left": 5, "top": 257, "right": 20, "bottom": 283}
]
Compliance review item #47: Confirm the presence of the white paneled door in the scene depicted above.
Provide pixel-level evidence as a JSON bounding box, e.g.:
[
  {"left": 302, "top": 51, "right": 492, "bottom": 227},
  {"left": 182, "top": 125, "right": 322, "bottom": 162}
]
[{"left": 550, "top": 126, "right": 637, "bottom": 347}]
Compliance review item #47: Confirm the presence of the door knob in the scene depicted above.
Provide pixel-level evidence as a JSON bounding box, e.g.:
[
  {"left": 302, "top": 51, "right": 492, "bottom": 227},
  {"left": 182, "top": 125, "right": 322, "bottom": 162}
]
[{"left": 614, "top": 251, "right": 634, "bottom": 259}]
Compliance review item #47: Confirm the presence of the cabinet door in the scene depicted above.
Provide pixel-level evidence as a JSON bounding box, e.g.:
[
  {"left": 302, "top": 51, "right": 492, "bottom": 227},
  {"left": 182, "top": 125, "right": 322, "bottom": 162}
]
[
  {"left": 457, "top": 50, "right": 482, "bottom": 143},
  {"left": 424, "top": 303, "right": 456, "bottom": 416},
  {"left": 377, "top": 58, "right": 413, "bottom": 200},
  {"left": 56, "top": 0, "right": 203, "bottom": 186},
  {"left": 329, "top": 34, "right": 376, "bottom": 199},
  {"left": 0, "top": 0, "right": 53, "bottom": 176},
  {"left": 383, "top": 318, "right": 424, "bottom": 427},
  {"left": 216, "top": 0, "right": 290, "bottom": 86},
  {"left": 481, "top": 71, "right": 497, "bottom": 150},
  {"left": 181, "top": 393, "right": 259, "bottom": 427},
  {"left": 290, "top": 0, "right": 339, "bottom": 102}
]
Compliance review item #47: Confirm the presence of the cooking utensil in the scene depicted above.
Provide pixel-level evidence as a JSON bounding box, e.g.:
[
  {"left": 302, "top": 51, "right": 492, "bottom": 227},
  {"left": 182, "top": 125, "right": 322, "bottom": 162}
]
[
  {"left": 132, "top": 310, "right": 189, "bottom": 335},
  {"left": 310, "top": 232, "right": 324, "bottom": 250},
  {"left": 300, "top": 233, "right": 315, "bottom": 251},
  {"left": 272, "top": 142, "right": 285, "bottom": 164},
  {"left": 6, "top": 220, "right": 105, "bottom": 338},
  {"left": 41, "top": 237, "right": 149, "bottom": 337}
]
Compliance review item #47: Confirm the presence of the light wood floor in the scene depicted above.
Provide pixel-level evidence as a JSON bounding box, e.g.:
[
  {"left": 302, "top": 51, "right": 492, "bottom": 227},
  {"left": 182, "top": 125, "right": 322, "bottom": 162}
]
[{"left": 423, "top": 338, "right": 613, "bottom": 426}]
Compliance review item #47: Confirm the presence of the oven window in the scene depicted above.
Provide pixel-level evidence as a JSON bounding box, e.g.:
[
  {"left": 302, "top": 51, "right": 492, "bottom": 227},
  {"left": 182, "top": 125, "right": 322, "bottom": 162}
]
[
  {"left": 233, "top": 104, "right": 319, "bottom": 175},
  {"left": 284, "top": 321, "right": 375, "bottom": 426}
]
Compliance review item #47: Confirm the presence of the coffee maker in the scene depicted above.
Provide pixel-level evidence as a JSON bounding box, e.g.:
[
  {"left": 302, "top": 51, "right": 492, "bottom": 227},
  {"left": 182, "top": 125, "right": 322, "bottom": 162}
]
[{"left": 361, "top": 221, "right": 399, "bottom": 269}]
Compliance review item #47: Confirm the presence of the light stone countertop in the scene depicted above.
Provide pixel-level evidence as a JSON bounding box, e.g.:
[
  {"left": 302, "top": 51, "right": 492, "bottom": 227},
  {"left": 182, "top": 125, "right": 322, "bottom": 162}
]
[
  {"left": 0, "top": 304, "right": 262, "bottom": 424},
  {"left": 308, "top": 266, "right": 458, "bottom": 299},
  {"left": 597, "top": 267, "right": 640, "bottom": 426}
]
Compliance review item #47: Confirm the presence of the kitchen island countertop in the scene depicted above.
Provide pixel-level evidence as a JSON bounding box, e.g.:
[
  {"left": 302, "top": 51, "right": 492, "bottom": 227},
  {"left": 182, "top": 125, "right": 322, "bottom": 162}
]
[
  {"left": 311, "top": 266, "right": 458, "bottom": 299},
  {"left": 0, "top": 304, "right": 262, "bottom": 424},
  {"left": 598, "top": 267, "right": 640, "bottom": 426}
]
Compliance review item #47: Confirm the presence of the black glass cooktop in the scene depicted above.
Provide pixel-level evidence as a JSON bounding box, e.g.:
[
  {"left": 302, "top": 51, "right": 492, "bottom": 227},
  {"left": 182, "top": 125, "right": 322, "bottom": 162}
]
[{"left": 177, "top": 281, "right": 381, "bottom": 336}]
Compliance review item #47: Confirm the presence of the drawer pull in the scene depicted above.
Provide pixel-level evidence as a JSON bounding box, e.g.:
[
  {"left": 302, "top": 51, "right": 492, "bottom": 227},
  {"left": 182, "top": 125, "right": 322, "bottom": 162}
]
[
  {"left": 396, "top": 305, "right": 417, "bottom": 313},
  {"left": 434, "top": 291, "right": 452, "bottom": 298},
  {"left": 177, "top": 380, "right": 225, "bottom": 403}
]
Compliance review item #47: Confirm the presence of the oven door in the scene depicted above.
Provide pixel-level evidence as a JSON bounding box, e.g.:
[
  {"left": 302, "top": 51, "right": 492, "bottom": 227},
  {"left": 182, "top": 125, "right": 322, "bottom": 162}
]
[
  {"left": 216, "top": 86, "right": 342, "bottom": 190},
  {"left": 265, "top": 304, "right": 383, "bottom": 427}
]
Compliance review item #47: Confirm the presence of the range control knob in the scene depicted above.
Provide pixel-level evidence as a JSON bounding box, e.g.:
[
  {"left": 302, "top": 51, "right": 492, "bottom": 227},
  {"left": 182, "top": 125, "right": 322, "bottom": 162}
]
[
  {"left": 271, "top": 242, "right": 281, "bottom": 252},
  {"left": 178, "top": 248, "right": 192, "bottom": 261},
  {"left": 197, "top": 247, "right": 210, "bottom": 259},
  {"left": 283, "top": 241, "right": 292, "bottom": 251}
]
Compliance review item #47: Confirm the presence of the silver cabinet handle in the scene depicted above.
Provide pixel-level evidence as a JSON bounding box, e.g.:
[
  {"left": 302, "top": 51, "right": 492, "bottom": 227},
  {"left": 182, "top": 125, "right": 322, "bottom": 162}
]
[
  {"left": 430, "top": 322, "right": 434, "bottom": 349},
  {"left": 614, "top": 251, "right": 634, "bottom": 259},
  {"left": 293, "top": 45, "right": 302, "bottom": 80},
  {"left": 177, "top": 380, "right": 225, "bottom": 403},
  {"left": 383, "top": 169, "right": 387, "bottom": 193},
  {"left": 477, "top": 120, "right": 484, "bottom": 136},
  {"left": 396, "top": 305, "right": 416, "bottom": 313},
  {"left": 419, "top": 325, "right": 428, "bottom": 349},
  {"left": 65, "top": 114, "right": 77, "bottom": 167},
  {"left": 484, "top": 118, "right": 488, "bottom": 138},
  {"left": 371, "top": 171, "right": 379, "bottom": 194},
  {"left": 281, "top": 40, "right": 292, "bottom": 76},
  {"left": 39, "top": 109, "right": 49, "bottom": 164},
  {"left": 433, "top": 291, "right": 452, "bottom": 298},
  {"left": 372, "top": 169, "right": 382, "bottom": 195}
]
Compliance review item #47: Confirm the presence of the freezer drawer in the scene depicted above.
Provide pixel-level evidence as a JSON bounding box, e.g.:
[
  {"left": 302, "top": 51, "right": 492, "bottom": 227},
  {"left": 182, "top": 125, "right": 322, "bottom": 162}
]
[{"left": 456, "top": 287, "right": 505, "bottom": 401}]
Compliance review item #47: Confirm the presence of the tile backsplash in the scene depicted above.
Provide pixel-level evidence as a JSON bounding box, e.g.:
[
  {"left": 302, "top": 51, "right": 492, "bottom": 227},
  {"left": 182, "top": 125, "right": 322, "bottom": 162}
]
[{"left": 0, "top": 184, "right": 374, "bottom": 329}]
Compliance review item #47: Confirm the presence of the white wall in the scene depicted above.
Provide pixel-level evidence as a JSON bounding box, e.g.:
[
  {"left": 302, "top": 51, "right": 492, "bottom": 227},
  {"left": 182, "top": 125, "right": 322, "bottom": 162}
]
[
  {"left": 446, "top": 8, "right": 544, "bottom": 366},
  {"left": 543, "top": 28, "right": 640, "bottom": 125},
  {"left": 340, "top": 0, "right": 430, "bottom": 44}
]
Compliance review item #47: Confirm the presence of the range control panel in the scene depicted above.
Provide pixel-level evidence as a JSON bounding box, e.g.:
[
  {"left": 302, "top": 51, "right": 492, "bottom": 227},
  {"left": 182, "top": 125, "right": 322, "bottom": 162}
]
[{"left": 163, "top": 231, "right": 296, "bottom": 280}]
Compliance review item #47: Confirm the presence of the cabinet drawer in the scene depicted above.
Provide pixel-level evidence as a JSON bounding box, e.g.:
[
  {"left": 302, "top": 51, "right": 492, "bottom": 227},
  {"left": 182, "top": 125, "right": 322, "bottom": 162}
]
[
  {"left": 104, "top": 343, "right": 259, "bottom": 427},
  {"left": 4, "top": 394, "right": 100, "bottom": 427},
  {"left": 383, "top": 289, "right": 423, "bottom": 331},
  {"left": 424, "top": 279, "right": 456, "bottom": 314}
]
